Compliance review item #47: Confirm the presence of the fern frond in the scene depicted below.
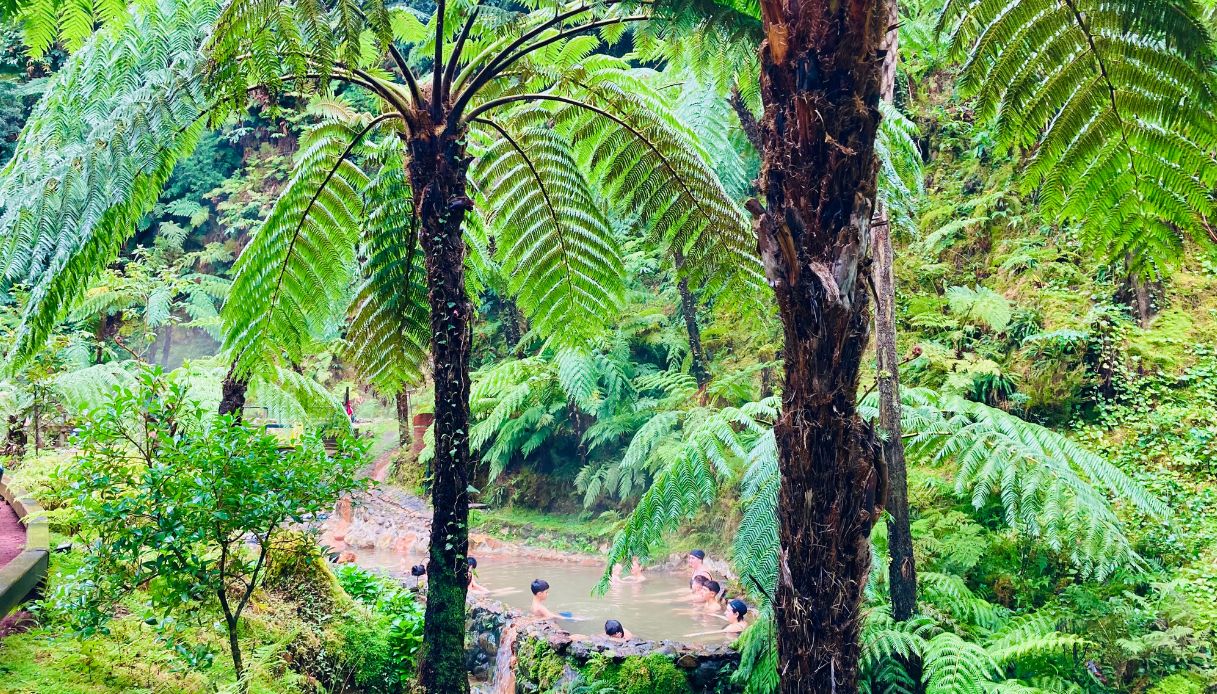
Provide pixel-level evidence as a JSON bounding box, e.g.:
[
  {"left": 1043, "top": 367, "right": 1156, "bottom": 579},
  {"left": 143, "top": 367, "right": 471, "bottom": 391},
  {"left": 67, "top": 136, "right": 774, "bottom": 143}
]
[
  {"left": 223, "top": 115, "right": 394, "bottom": 377},
  {"left": 941, "top": 0, "right": 1217, "bottom": 274},
  {"left": 470, "top": 116, "right": 625, "bottom": 344},
  {"left": 344, "top": 137, "right": 429, "bottom": 395}
]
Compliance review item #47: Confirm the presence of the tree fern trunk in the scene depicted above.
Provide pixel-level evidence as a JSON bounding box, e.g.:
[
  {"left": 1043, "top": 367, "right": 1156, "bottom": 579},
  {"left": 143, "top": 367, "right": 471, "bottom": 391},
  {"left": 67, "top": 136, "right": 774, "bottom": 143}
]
[
  {"left": 502, "top": 297, "right": 525, "bottom": 350},
  {"left": 730, "top": 86, "right": 762, "bottom": 153},
  {"left": 95, "top": 314, "right": 113, "bottom": 364},
  {"left": 678, "top": 275, "right": 710, "bottom": 388},
  {"left": 1132, "top": 275, "right": 1153, "bottom": 327},
  {"left": 396, "top": 390, "right": 412, "bottom": 449},
  {"left": 160, "top": 324, "right": 173, "bottom": 367},
  {"left": 755, "top": 0, "right": 887, "bottom": 690},
  {"left": 218, "top": 364, "right": 248, "bottom": 421},
  {"left": 409, "top": 126, "right": 474, "bottom": 694},
  {"left": 873, "top": 0, "right": 918, "bottom": 623},
  {"left": 674, "top": 250, "right": 710, "bottom": 388}
]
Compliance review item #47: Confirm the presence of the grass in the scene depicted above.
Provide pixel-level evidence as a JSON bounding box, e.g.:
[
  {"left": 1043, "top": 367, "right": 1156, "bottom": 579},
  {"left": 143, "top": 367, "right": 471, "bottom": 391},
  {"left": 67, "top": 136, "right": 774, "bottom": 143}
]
[
  {"left": 0, "top": 595, "right": 313, "bottom": 694},
  {"left": 471, "top": 506, "right": 621, "bottom": 554},
  {"left": 470, "top": 505, "right": 734, "bottom": 561}
]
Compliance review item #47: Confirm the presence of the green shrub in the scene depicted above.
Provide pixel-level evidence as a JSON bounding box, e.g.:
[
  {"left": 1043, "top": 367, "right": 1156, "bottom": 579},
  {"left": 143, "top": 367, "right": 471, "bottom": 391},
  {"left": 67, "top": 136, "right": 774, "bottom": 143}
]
[
  {"left": 615, "top": 654, "right": 690, "bottom": 694},
  {"left": 331, "top": 565, "right": 425, "bottom": 688},
  {"left": 1147, "top": 673, "right": 1208, "bottom": 694},
  {"left": 335, "top": 564, "right": 401, "bottom": 606},
  {"left": 329, "top": 611, "right": 401, "bottom": 694}
]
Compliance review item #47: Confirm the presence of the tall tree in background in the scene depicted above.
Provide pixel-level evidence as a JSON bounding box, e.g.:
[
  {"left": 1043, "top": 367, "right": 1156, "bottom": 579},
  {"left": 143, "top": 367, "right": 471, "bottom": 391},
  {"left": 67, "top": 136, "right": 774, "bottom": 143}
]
[
  {"left": 871, "top": 0, "right": 917, "bottom": 622},
  {"left": 396, "top": 390, "right": 411, "bottom": 449}
]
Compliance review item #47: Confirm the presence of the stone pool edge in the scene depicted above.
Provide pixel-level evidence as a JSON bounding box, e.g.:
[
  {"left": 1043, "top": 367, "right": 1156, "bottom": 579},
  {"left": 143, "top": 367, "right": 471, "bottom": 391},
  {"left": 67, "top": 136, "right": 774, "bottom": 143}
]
[{"left": 467, "top": 598, "right": 741, "bottom": 693}]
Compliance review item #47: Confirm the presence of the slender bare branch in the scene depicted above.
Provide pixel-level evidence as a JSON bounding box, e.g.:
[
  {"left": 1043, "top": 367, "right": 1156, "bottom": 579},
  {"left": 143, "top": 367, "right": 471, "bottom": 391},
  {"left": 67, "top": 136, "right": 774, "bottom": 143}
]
[
  {"left": 443, "top": 5, "right": 483, "bottom": 102},
  {"left": 433, "top": 0, "right": 446, "bottom": 118},
  {"left": 450, "top": 14, "right": 648, "bottom": 126}
]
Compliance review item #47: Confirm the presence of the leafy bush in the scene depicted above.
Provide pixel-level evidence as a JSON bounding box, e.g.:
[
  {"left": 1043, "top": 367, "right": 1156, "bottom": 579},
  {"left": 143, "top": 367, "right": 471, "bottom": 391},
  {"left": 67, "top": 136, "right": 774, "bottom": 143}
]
[
  {"left": 1147, "top": 673, "right": 1208, "bottom": 694},
  {"left": 49, "top": 368, "right": 367, "bottom": 692},
  {"left": 614, "top": 654, "right": 690, "bottom": 694},
  {"left": 333, "top": 565, "right": 425, "bottom": 686},
  {"left": 335, "top": 564, "right": 401, "bottom": 606}
]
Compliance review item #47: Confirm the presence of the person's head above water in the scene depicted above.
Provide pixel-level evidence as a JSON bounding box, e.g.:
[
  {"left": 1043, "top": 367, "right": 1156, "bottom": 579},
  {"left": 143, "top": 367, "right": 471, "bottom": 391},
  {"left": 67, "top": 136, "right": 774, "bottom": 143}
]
[
  {"left": 468, "top": 557, "right": 478, "bottom": 569},
  {"left": 630, "top": 557, "right": 644, "bottom": 575},
  {"left": 531, "top": 579, "right": 550, "bottom": 596},
  {"left": 688, "top": 549, "right": 706, "bottom": 566},
  {"left": 691, "top": 574, "right": 710, "bottom": 591},
  {"left": 605, "top": 619, "right": 625, "bottom": 638},
  {"left": 729, "top": 599, "right": 748, "bottom": 620},
  {"left": 704, "top": 580, "right": 722, "bottom": 599},
  {"left": 410, "top": 564, "right": 426, "bottom": 577}
]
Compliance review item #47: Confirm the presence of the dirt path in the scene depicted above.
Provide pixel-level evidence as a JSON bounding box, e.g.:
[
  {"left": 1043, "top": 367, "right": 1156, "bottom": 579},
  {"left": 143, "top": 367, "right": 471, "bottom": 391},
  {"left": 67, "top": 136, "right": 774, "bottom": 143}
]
[{"left": 0, "top": 499, "right": 26, "bottom": 569}]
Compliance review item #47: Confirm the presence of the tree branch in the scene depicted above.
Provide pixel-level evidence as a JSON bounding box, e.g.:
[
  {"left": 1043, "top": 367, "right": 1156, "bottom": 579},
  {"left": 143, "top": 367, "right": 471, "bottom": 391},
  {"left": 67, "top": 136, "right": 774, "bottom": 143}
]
[
  {"left": 442, "top": 5, "right": 482, "bottom": 103},
  {"left": 432, "top": 0, "right": 446, "bottom": 118},
  {"left": 453, "top": 2, "right": 598, "bottom": 96},
  {"left": 389, "top": 44, "right": 425, "bottom": 107},
  {"left": 450, "top": 14, "right": 648, "bottom": 126}
]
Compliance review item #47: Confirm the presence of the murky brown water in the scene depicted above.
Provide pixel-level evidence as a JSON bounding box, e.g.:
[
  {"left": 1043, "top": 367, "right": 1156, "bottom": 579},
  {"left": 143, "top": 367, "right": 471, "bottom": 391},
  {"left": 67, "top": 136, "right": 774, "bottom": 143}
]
[{"left": 332, "top": 544, "right": 738, "bottom": 642}]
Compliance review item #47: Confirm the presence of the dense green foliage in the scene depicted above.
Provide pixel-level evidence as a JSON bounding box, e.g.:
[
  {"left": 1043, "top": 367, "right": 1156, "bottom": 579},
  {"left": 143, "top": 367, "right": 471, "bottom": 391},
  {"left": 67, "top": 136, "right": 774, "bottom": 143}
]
[{"left": 1, "top": 0, "right": 1217, "bottom": 691}]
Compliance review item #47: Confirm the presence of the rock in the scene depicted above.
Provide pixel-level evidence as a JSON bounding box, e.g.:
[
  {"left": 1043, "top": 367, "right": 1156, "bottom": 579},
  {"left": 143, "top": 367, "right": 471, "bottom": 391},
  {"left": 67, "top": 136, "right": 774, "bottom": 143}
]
[{"left": 676, "top": 654, "right": 699, "bottom": 669}]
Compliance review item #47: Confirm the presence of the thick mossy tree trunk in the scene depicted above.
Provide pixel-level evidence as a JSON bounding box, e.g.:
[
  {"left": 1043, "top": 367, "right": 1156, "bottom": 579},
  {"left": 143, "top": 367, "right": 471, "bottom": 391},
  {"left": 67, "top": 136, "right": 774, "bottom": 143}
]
[
  {"left": 754, "top": 0, "right": 887, "bottom": 690},
  {"left": 396, "top": 390, "right": 412, "bottom": 449},
  {"left": 872, "top": 0, "right": 917, "bottom": 623},
  {"left": 408, "top": 123, "right": 474, "bottom": 694}
]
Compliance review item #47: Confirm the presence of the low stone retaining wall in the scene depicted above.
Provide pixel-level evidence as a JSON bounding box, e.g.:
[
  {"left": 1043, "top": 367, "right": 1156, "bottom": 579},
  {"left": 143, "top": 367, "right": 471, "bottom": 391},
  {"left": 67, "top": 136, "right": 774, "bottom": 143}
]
[
  {"left": 0, "top": 478, "right": 49, "bottom": 618},
  {"left": 467, "top": 600, "right": 741, "bottom": 693}
]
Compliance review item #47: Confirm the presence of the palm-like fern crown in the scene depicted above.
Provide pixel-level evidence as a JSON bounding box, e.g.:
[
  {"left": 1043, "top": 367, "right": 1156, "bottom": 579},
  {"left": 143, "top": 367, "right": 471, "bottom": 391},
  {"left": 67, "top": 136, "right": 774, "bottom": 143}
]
[
  {"left": 0, "top": 0, "right": 762, "bottom": 394},
  {"left": 940, "top": 0, "right": 1217, "bottom": 276}
]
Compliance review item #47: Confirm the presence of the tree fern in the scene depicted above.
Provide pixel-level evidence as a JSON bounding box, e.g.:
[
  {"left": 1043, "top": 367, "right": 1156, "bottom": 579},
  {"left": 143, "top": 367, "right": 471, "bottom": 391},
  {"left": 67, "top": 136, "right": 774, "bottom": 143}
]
[
  {"left": 469, "top": 117, "right": 625, "bottom": 344},
  {"left": 5, "top": 0, "right": 128, "bottom": 57},
  {"left": 504, "top": 59, "right": 764, "bottom": 300},
  {"left": 940, "top": 0, "right": 1217, "bottom": 275},
  {"left": 0, "top": 0, "right": 216, "bottom": 367},
  {"left": 861, "top": 387, "right": 1166, "bottom": 579}
]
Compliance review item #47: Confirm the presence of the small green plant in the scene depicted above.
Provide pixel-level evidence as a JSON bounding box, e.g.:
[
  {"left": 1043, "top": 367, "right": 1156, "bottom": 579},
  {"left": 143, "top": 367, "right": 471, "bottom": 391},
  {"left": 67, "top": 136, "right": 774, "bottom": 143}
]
[
  {"left": 334, "top": 565, "right": 425, "bottom": 685},
  {"left": 335, "top": 564, "right": 400, "bottom": 605},
  {"left": 614, "top": 654, "right": 691, "bottom": 694},
  {"left": 51, "top": 368, "right": 367, "bottom": 693}
]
